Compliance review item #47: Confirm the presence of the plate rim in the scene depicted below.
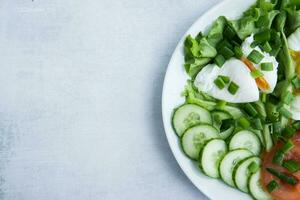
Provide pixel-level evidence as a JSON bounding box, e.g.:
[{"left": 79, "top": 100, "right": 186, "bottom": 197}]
[{"left": 161, "top": 0, "right": 257, "bottom": 199}]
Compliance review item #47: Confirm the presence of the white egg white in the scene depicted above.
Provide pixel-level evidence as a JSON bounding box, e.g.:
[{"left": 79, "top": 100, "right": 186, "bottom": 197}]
[
  {"left": 287, "top": 28, "right": 300, "bottom": 120},
  {"left": 194, "top": 58, "right": 259, "bottom": 103},
  {"left": 241, "top": 35, "right": 279, "bottom": 93},
  {"left": 288, "top": 27, "right": 300, "bottom": 51}
]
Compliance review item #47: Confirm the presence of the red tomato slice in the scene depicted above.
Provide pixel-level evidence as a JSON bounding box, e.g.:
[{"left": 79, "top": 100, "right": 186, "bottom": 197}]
[{"left": 261, "top": 133, "right": 300, "bottom": 200}]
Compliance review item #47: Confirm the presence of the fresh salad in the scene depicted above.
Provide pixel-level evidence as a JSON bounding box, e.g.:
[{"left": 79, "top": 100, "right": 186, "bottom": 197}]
[{"left": 171, "top": 0, "right": 300, "bottom": 199}]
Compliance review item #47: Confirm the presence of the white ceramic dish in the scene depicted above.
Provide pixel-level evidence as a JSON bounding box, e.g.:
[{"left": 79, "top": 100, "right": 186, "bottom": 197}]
[{"left": 162, "top": 0, "right": 257, "bottom": 199}]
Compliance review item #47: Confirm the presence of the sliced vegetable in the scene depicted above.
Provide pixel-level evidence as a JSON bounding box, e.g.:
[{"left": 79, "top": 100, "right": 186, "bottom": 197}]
[
  {"left": 215, "top": 54, "right": 226, "bottom": 67},
  {"left": 249, "top": 170, "right": 273, "bottom": 200},
  {"left": 214, "top": 77, "right": 226, "bottom": 89},
  {"left": 267, "top": 180, "right": 279, "bottom": 193},
  {"left": 266, "top": 168, "right": 298, "bottom": 185},
  {"left": 283, "top": 160, "right": 300, "bottom": 173},
  {"left": 181, "top": 124, "right": 219, "bottom": 160},
  {"left": 172, "top": 104, "right": 212, "bottom": 136},
  {"left": 247, "top": 50, "right": 264, "bottom": 64},
  {"left": 219, "top": 149, "right": 253, "bottom": 187},
  {"left": 228, "top": 81, "right": 239, "bottom": 95},
  {"left": 229, "top": 130, "right": 261, "bottom": 155},
  {"left": 261, "top": 62, "right": 273, "bottom": 71},
  {"left": 200, "top": 139, "right": 227, "bottom": 178},
  {"left": 234, "top": 156, "right": 261, "bottom": 192}
]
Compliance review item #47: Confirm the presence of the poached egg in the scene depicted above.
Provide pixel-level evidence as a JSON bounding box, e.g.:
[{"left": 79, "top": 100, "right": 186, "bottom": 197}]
[
  {"left": 287, "top": 27, "right": 300, "bottom": 120},
  {"left": 194, "top": 35, "right": 278, "bottom": 103}
]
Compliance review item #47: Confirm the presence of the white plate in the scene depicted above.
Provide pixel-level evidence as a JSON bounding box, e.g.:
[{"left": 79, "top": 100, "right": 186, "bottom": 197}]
[{"left": 162, "top": 0, "right": 257, "bottom": 199}]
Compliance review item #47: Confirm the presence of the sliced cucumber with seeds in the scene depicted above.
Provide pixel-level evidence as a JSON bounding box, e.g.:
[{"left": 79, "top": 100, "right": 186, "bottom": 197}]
[
  {"left": 181, "top": 124, "right": 219, "bottom": 160},
  {"left": 219, "top": 149, "right": 253, "bottom": 187},
  {"left": 248, "top": 170, "right": 273, "bottom": 200},
  {"left": 200, "top": 139, "right": 228, "bottom": 178},
  {"left": 234, "top": 156, "right": 261, "bottom": 193},
  {"left": 212, "top": 110, "right": 235, "bottom": 139},
  {"left": 172, "top": 104, "right": 212, "bottom": 136},
  {"left": 229, "top": 130, "right": 261, "bottom": 155},
  {"left": 252, "top": 129, "right": 265, "bottom": 148}
]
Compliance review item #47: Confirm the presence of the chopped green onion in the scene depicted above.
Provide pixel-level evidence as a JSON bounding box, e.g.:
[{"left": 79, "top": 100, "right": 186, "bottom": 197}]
[
  {"left": 292, "top": 76, "right": 300, "bottom": 89},
  {"left": 283, "top": 160, "right": 300, "bottom": 173},
  {"left": 219, "top": 46, "right": 235, "bottom": 59},
  {"left": 250, "top": 41, "right": 259, "bottom": 48},
  {"left": 238, "top": 117, "right": 250, "bottom": 129},
  {"left": 253, "top": 118, "right": 263, "bottom": 130},
  {"left": 292, "top": 121, "right": 300, "bottom": 129},
  {"left": 281, "top": 140, "right": 294, "bottom": 154},
  {"left": 283, "top": 126, "right": 296, "bottom": 138},
  {"left": 272, "top": 151, "right": 284, "bottom": 165},
  {"left": 251, "top": 69, "right": 264, "bottom": 79},
  {"left": 261, "top": 42, "right": 272, "bottom": 53},
  {"left": 267, "top": 168, "right": 298, "bottom": 185},
  {"left": 252, "top": 101, "right": 267, "bottom": 119},
  {"left": 261, "top": 93, "right": 267, "bottom": 103},
  {"left": 282, "top": 91, "right": 294, "bottom": 104},
  {"left": 216, "top": 100, "right": 227, "bottom": 109},
  {"left": 228, "top": 81, "right": 239, "bottom": 95},
  {"left": 248, "top": 161, "right": 259, "bottom": 173},
  {"left": 266, "top": 102, "right": 280, "bottom": 122},
  {"left": 214, "top": 55, "right": 226, "bottom": 67},
  {"left": 278, "top": 105, "right": 292, "bottom": 118},
  {"left": 217, "top": 39, "right": 233, "bottom": 50},
  {"left": 214, "top": 77, "right": 226, "bottom": 89},
  {"left": 244, "top": 103, "right": 258, "bottom": 117},
  {"left": 234, "top": 46, "right": 243, "bottom": 59},
  {"left": 254, "top": 30, "right": 271, "bottom": 43},
  {"left": 218, "top": 75, "right": 230, "bottom": 84},
  {"left": 247, "top": 50, "right": 264, "bottom": 64},
  {"left": 273, "top": 121, "right": 282, "bottom": 134},
  {"left": 224, "top": 25, "right": 236, "bottom": 39},
  {"left": 267, "top": 180, "right": 279, "bottom": 193},
  {"left": 261, "top": 62, "right": 273, "bottom": 71},
  {"left": 270, "top": 45, "right": 281, "bottom": 57}
]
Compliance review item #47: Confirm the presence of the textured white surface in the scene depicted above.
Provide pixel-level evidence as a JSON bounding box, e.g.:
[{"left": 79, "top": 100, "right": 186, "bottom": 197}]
[{"left": 0, "top": 0, "right": 222, "bottom": 199}]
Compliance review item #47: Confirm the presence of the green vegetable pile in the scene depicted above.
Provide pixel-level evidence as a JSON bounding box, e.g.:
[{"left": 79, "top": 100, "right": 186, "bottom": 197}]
[
  {"left": 183, "top": 0, "right": 300, "bottom": 147},
  {"left": 173, "top": 0, "right": 300, "bottom": 197}
]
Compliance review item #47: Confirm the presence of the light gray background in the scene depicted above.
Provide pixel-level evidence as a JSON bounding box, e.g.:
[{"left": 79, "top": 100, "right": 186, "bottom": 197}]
[{"left": 0, "top": 0, "right": 221, "bottom": 199}]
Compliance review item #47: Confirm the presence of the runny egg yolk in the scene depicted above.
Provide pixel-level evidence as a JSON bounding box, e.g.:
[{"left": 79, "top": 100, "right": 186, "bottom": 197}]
[
  {"left": 241, "top": 57, "right": 270, "bottom": 91},
  {"left": 291, "top": 49, "right": 300, "bottom": 75}
]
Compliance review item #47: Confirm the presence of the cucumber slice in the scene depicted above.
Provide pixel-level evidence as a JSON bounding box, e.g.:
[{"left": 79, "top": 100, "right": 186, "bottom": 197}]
[
  {"left": 234, "top": 156, "right": 261, "bottom": 193},
  {"left": 263, "top": 124, "right": 273, "bottom": 152},
  {"left": 229, "top": 130, "right": 261, "bottom": 155},
  {"left": 181, "top": 124, "right": 219, "bottom": 160},
  {"left": 248, "top": 170, "right": 273, "bottom": 200},
  {"left": 212, "top": 110, "right": 235, "bottom": 139},
  {"left": 172, "top": 104, "right": 212, "bottom": 136},
  {"left": 200, "top": 139, "right": 228, "bottom": 178},
  {"left": 252, "top": 129, "right": 265, "bottom": 148},
  {"left": 219, "top": 149, "right": 253, "bottom": 187}
]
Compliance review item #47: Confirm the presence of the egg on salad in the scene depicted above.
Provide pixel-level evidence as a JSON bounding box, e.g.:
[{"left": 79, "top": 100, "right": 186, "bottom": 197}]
[
  {"left": 287, "top": 27, "right": 300, "bottom": 120},
  {"left": 194, "top": 35, "right": 279, "bottom": 103}
]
